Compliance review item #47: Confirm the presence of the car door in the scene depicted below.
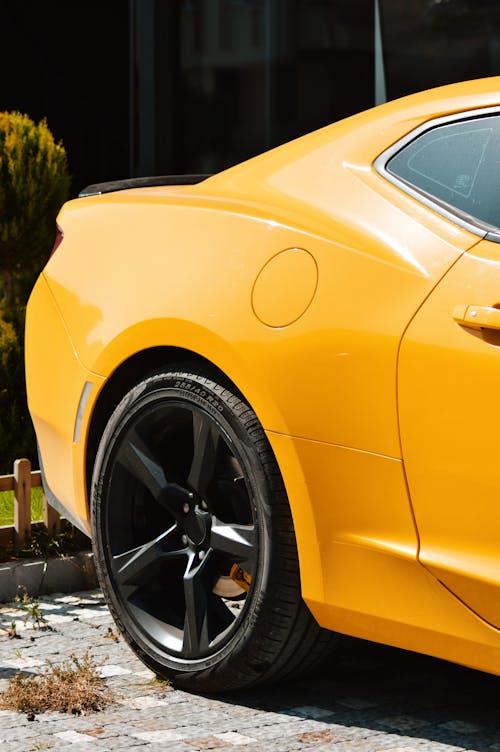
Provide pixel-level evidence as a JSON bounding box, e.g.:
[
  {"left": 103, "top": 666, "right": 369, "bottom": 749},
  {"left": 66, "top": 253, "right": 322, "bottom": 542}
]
[{"left": 396, "top": 111, "right": 500, "bottom": 627}]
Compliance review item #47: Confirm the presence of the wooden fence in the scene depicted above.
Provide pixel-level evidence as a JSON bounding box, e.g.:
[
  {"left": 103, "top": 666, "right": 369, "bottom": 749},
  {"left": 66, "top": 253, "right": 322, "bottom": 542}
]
[{"left": 0, "top": 458, "right": 61, "bottom": 550}]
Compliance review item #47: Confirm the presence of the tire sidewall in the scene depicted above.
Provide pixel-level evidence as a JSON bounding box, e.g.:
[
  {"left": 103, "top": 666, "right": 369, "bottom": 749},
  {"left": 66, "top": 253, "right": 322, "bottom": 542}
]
[{"left": 91, "top": 369, "right": 275, "bottom": 681}]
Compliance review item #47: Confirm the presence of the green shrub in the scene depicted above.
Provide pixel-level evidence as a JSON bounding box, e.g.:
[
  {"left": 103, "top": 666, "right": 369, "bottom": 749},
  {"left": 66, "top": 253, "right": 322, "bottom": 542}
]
[
  {"left": 0, "top": 111, "right": 69, "bottom": 470},
  {"left": 0, "top": 111, "right": 70, "bottom": 304},
  {"left": 0, "top": 303, "right": 36, "bottom": 473}
]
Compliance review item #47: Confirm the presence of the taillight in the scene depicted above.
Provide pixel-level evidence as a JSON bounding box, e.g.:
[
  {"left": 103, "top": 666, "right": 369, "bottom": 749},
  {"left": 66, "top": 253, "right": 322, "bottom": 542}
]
[{"left": 50, "top": 223, "right": 64, "bottom": 258}]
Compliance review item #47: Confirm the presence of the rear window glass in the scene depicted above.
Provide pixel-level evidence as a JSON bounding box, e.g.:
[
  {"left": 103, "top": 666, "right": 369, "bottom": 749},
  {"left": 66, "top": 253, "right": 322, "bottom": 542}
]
[{"left": 387, "top": 115, "right": 500, "bottom": 229}]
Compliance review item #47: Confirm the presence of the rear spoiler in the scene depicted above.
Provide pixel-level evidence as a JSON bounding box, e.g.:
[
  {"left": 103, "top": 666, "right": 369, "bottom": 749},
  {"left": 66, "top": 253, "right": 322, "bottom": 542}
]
[{"left": 79, "top": 174, "right": 212, "bottom": 198}]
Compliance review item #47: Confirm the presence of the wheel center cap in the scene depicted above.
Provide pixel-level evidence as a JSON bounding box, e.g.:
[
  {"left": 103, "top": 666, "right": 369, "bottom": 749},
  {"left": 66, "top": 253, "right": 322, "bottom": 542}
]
[{"left": 185, "top": 509, "right": 211, "bottom": 547}]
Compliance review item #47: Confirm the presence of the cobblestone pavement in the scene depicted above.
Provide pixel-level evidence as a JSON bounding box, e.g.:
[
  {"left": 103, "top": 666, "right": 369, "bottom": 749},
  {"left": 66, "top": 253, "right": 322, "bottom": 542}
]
[{"left": 0, "top": 590, "right": 499, "bottom": 752}]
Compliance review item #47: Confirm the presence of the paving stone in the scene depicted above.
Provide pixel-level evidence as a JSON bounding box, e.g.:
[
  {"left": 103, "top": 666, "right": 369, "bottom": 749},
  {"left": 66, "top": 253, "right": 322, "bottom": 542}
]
[
  {"left": 55, "top": 729, "right": 94, "bottom": 743},
  {"left": 214, "top": 731, "right": 258, "bottom": 745},
  {"left": 286, "top": 705, "right": 335, "bottom": 720},
  {"left": 0, "top": 588, "right": 499, "bottom": 751},
  {"left": 117, "top": 695, "right": 170, "bottom": 709},
  {"left": 186, "top": 735, "right": 229, "bottom": 749},
  {"left": 438, "top": 722, "right": 480, "bottom": 735},
  {"left": 98, "top": 664, "right": 132, "bottom": 678},
  {"left": 132, "top": 728, "right": 187, "bottom": 742},
  {"left": 378, "top": 717, "right": 430, "bottom": 732},
  {"left": 337, "top": 697, "right": 380, "bottom": 711}
]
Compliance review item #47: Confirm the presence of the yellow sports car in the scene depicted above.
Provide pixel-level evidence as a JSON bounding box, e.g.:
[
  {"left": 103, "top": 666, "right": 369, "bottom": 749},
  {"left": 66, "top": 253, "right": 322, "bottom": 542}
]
[{"left": 26, "top": 77, "right": 500, "bottom": 692}]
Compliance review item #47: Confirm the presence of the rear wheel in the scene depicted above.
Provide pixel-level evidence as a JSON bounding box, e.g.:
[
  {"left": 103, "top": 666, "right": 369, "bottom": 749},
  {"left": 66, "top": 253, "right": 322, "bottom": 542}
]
[{"left": 91, "top": 367, "right": 336, "bottom": 691}]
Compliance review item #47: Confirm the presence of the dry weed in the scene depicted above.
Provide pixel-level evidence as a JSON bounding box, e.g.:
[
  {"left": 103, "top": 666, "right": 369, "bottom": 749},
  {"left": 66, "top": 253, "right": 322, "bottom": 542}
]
[
  {"left": 0, "top": 650, "right": 114, "bottom": 715},
  {"left": 0, "top": 620, "right": 19, "bottom": 639},
  {"left": 103, "top": 626, "right": 119, "bottom": 642}
]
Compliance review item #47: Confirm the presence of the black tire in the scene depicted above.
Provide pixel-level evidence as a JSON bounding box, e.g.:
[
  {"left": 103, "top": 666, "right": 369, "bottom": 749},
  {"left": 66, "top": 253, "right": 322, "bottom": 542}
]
[{"left": 91, "top": 366, "right": 336, "bottom": 692}]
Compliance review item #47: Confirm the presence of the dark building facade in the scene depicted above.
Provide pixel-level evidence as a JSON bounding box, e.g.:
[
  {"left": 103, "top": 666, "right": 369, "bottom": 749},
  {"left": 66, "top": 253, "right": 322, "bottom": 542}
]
[{"left": 3, "top": 1, "right": 500, "bottom": 195}]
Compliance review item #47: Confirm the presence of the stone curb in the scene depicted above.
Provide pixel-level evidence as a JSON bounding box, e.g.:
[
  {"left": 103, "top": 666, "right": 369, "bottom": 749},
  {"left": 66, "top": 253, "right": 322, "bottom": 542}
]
[{"left": 0, "top": 551, "right": 98, "bottom": 602}]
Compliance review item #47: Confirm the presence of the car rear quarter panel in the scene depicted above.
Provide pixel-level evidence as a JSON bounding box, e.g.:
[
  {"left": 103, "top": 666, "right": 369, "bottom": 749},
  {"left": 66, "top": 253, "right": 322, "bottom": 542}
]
[
  {"left": 25, "top": 274, "right": 105, "bottom": 532},
  {"left": 44, "top": 180, "right": 475, "bottom": 458}
]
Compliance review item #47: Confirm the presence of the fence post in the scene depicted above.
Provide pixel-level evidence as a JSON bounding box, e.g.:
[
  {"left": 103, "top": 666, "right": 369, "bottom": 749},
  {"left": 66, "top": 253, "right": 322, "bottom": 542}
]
[
  {"left": 43, "top": 495, "right": 61, "bottom": 537},
  {"left": 14, "top": 458, "right": 31, "bottom": 550}
]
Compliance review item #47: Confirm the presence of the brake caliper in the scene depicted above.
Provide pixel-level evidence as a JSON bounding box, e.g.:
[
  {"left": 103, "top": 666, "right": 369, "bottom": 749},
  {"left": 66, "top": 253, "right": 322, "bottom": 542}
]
[{"left": 230, "top": 564, "right": 252, "bottom": 592}]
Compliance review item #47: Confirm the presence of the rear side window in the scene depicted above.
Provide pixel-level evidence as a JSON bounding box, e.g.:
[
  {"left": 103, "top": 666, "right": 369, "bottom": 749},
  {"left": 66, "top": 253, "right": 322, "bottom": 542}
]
[{"left": 387, "top": 115, "right": 500, "bottom": 230}]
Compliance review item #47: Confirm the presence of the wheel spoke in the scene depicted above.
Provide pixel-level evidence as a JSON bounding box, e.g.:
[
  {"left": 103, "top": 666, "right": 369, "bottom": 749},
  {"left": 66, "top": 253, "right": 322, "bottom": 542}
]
[
  {"left": 187, "top": 411, "right": 220, "bottom": 496},
  {"left": 113, "top": 524, "right": 185, "bottom": 587},
  {"left": 118, "top": 428, "right": 194, "bottom": 519},
  {"left": 210, "top": 519, "right": 256, "bottom": 569},
  {"left": 118, "top": 429, "right": 167, "bottom": 501},
  {"left": 183, "top": 553, "right": 211, "bottom": 654}
]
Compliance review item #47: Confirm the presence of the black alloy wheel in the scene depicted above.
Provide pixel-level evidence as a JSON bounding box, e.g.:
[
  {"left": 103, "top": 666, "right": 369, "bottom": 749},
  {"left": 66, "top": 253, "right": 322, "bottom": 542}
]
[{"left": 91, "top": 367, "right": 336, "bottom": 691}]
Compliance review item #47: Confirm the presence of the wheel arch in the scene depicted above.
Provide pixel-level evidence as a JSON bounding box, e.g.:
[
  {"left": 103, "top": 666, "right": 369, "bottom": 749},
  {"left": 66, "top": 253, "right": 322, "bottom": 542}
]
[
  {"left": 84, "top": 344, "right": 322, "bottom": 608},
  {"left": 85, "top": 345, "right": 248, "bottom": 503}
]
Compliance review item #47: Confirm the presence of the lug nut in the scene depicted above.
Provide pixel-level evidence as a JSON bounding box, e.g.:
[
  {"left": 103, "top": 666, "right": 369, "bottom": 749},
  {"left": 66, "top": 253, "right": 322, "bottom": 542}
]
[
  {"left": 183, "top": 503, "right": 190, "bottom": 514},
  {"left": 198, "top": 550, "right": 205, "bottom": 560},
  {"left": 188, "top": 492, "right": 194, "bottom": 499},
  {"left": 182, "top": 535, "right": 188, "bottom": 545}
]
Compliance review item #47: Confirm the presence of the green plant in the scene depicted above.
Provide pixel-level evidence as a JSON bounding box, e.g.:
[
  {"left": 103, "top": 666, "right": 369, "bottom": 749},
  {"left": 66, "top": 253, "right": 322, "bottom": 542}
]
[
  {"left": 15, "top": 588, "right": 49, "bottom": 630},
  {"left": 27, "top": 523, "right": 78, "bottom": 559},
  {"left": 0, "top": 111, "right": 70, "bottom": 305}
]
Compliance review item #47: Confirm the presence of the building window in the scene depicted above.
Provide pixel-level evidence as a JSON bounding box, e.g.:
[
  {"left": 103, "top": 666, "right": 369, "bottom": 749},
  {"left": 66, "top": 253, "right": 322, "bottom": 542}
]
[{"left": 130, "top": 0, "right": 374, "bottom": 176}]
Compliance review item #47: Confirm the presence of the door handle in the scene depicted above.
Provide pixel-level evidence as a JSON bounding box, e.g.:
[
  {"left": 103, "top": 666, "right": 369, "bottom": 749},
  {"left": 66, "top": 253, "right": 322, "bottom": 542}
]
[{"left": 453, "top": 304, "right": 500, "bottom": 331}]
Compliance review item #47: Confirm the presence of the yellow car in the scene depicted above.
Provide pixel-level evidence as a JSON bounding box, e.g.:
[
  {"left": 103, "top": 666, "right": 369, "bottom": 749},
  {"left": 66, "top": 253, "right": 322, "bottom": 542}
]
[{"left": 26, "top": 77, "right": 500, "bottom": 692}]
